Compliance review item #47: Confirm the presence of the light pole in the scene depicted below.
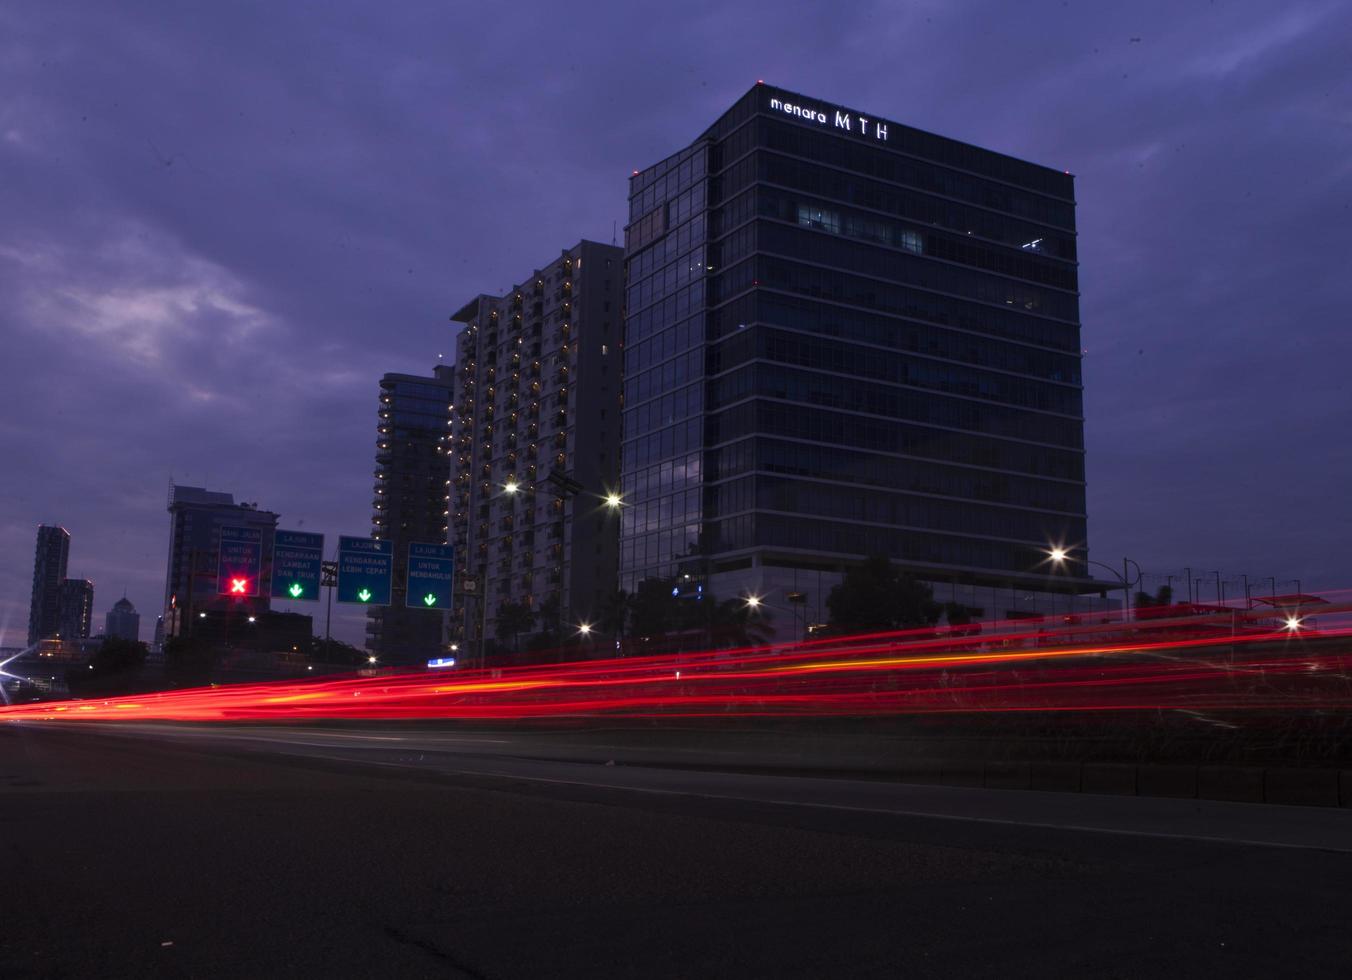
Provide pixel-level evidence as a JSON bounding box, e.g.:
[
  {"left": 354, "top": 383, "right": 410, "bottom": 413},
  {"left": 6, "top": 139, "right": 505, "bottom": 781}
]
[
  {"left": 545, "top": 470, "right": 623, "bottom": 648},
  {"left": 1047, "top": 549, "right": 1141, "bottom": 621}
]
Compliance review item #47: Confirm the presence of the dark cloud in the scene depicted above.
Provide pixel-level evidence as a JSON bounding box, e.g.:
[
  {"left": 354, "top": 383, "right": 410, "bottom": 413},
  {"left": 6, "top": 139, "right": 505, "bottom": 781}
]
[{"left": 2, "top": 0, "right": 1349, "bottom": 642}]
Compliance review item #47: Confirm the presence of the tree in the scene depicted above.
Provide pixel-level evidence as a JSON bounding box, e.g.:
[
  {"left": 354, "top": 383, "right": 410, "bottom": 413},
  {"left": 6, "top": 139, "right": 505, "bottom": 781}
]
[
  {"left": 711, "top": 597, "right": 774, "bottom": 649},
  {"left": 495, "top": 600, "right": 534, "bottom": 652},
  {"left": 629, "top": 577, "right": 681, "bottom": 639},
  {"left": 827, "top": 555, "right": 941, "bottom": 632},
  {"left": 598, "top": 589, "right": 630, "bottom": 643},
  {"left": 67, "top": 636, "right": 149, "bottom": 695}
]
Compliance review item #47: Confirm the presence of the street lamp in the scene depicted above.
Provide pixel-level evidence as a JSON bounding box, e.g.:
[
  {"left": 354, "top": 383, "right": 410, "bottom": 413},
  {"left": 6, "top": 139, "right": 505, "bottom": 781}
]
[
  {"left": 367, "top": 655, "right": 378, "bottom": 665},
  {"left": 604, "top": 492, "right": 622, "bottom": 510},
  {"left": 577, "top": 622, "right": 592, "bottom": 636},
  {"left": 1046, "top": 548, "right": 1141, "bottom": 621},
  {"left": 745, "top": 595, "right": 762, "bottom": 611}
]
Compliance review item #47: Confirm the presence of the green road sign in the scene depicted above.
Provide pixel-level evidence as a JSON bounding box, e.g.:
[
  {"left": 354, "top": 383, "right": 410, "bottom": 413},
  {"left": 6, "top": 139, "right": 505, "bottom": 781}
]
[
  {"left": 270, "top": 530, "right": 324, "bottom": 601},
  {"left": 336, "top": 536, "right": 392, "bottom": 606},
  {"left": 406, "top": 543, "right": 454, "bottom": 610}
]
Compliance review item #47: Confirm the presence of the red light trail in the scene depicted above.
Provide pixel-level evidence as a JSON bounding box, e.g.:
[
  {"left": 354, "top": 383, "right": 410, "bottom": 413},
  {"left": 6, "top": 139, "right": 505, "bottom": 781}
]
[{"left": 3, "top": 601, "right": 1350, "bottom": 725}]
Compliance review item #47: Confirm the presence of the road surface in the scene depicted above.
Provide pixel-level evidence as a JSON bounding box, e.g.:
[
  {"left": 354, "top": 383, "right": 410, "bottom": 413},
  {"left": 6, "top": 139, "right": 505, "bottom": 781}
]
[{"left": 2, "top": 722, "right": 1349, "bottom": 978}]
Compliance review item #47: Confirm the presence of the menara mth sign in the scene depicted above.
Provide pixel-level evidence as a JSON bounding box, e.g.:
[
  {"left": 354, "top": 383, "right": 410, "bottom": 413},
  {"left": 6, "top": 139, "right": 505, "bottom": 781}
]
[{"left": 767, "top": 94, "right": 889, "bottom": 143}]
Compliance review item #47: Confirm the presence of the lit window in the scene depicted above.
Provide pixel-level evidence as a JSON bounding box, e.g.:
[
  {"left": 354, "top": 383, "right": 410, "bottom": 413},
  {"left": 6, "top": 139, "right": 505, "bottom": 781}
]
[{"left": 797, "top": 205, "right": 841, "bottom": 234}]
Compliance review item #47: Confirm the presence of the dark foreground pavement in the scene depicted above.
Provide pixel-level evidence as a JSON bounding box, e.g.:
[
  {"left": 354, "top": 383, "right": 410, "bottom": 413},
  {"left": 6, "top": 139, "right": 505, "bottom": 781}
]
[{"left": 2, "top": 724, "right": 1350, "bottom": 978}]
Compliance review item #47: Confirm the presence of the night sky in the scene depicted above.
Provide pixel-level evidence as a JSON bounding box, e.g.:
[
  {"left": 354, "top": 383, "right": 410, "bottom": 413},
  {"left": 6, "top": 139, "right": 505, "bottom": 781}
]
[{"left": 3, "top": 0, "right": 1349, "bottom": 646}]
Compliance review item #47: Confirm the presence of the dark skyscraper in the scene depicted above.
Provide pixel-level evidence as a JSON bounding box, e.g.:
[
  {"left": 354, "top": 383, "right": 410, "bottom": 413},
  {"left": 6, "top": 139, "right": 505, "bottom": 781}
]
[
  {"left": 367, "top": 368, "right": 455, "bottom": 663},
  {"left": 57, "top": 578, "right": 94, "bottom": 640},
  {"left": 105, "top": 596, "right": 141, "bottom": 643},
  {"left": 162, "top": 484, "right": 279, "bottom": 639},
  {"left": 620, "top": 84, "right": 1094, "bottom": 634},
  {"left": 27, "top": 525, "right": 70, "bottom": 646}
]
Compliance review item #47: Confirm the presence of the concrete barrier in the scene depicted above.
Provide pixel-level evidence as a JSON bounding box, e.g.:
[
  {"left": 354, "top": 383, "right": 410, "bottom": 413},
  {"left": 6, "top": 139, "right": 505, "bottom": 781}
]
[
  {"left": 1264, "top": 768, "right": 1341, "bottom": 807},
  {"left": 1198, "top": 766, "right": 1264, "bottom": 803}
]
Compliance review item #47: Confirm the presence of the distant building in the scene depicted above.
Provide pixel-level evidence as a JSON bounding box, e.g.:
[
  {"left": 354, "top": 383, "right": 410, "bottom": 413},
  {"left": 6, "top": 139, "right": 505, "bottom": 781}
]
[
  {"left": 162, "top": 484, "right": 279, "bottom": 638},
  {"left": 449, "top": 241, "right": 625, "bottom": 651},
  {"left": 366, "top": 368, "right": 455, "bottom": 664},
  {"left": 105, "top": 597, "right": 141, "bottom": 642},
  {"left": 27, "top": 525, "right": 70, "bottom": 646},
  {"left": 57, "top": 578, "right": 94, "bottom": 640}
]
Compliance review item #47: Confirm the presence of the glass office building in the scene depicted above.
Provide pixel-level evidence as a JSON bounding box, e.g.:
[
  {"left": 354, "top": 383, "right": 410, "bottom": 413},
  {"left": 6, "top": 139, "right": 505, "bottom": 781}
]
[
  {"left": 368, "top": 368, "right": 455, "bottom": 663},
  {"left": 620, "top": 83, "right": 1095, "bottom": 630}
]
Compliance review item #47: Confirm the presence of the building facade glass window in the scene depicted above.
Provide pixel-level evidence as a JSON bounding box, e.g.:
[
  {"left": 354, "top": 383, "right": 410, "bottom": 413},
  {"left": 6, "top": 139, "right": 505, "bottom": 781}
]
[{"left": 620, "top": 84, "right": 1093, "bottom": 623}]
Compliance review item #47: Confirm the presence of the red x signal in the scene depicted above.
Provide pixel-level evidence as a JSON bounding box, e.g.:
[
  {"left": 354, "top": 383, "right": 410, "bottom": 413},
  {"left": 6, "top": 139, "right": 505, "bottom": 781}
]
[{"left": 230, "top": 578, "right": 249, "bottom": 594}]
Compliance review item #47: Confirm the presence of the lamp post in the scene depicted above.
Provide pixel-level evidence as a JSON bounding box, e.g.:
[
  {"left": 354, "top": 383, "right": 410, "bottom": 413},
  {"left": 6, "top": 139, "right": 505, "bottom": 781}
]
[
  {"left": 544, "top": 470, "right": 622, "bottom": 648},
  {"left": 1047, "top": 549, "right": 1141, "bottom": 621}
]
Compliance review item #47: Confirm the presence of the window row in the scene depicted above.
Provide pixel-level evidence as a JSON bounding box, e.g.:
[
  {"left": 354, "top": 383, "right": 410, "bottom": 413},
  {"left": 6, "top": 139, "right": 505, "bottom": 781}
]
[
  {"left": 749, "top": 187, "right": 1075, "bottom": 291},
  {"left": 623, "top": 313, "right": 702, "bottom": 374},
  {"left": 626, "top": 212, "right": 707, "bottom": 283},
  {"left": 716, "top": 293, "right": 1081, "bottom": 383},
  {"left": 714, "top": 255, "right": 1081, "bottom": 353},
  {"left": 705, "top": 474, "right": 1085, "bottom": 544},
  {"left": 623, "top": 350, "right": 703, "bottom": 411},
  {"left": 709, "top": 327, "right": 1083, "bottom": 415},
  {"left": 755, "top": 152, "right": 1077, "bottom": 260},
  {"left": 621, "top": 416, "right": 704, "bottom": 469},
  {"left": 709, "top": 437, "right": 1085, "bottom": 513},
  {"left": 757, "top": 118, "right": 1075, "bottom": 228},
  {"left": 707, "top": 363, "right": 1083, "bottom": 448},
  {"left": 708, "top": 401, "right": 1085, "bottom": 481},
  {"left": 706, "top": 512, "right": 1074, "bottom": 575},
  {"left": 758, "top": 222, "right": 1079, "bottom": 322}
]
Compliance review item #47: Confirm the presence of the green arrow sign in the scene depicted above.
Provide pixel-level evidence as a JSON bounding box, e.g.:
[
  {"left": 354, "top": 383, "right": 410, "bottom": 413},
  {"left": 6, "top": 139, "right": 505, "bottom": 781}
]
[
  {"left": 357, "top": 588, "right": 372, "bottom": 603},
  {"left": 288, "top": 582, "right": 304, "bottom": 598},
  {"left": 423, "top": 593, "right": 438, "bottom": 606}
]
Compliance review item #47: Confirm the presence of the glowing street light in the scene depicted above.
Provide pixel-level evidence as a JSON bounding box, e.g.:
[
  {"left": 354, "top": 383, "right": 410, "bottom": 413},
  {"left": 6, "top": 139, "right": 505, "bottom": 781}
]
[
  {"left": 745, "top": 595, "right": 761, "bottom": 610},
  {"left": 1048, "top": 547, "right": 1068, "bottom": 563},
  {"left": 503, "top": 480, "right": 520, "bottom": 495},
  {"left": 577, "top": 622, "right": 592, "bottom": 636},
  {"left": 1284, "top": 616, "right": 1303, "bottom": 631},
  {"left": 367, "top": 655, "right": 378, "bottom": 664},
  {"left": 604, "top": 492, "right": 622, "bottom": 510}
]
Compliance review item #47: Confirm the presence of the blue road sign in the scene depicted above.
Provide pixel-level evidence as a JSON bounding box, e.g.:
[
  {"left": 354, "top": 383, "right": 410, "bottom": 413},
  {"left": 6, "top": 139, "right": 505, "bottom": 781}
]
[
  {"left": 406, "top": 542, "right": 454, "bottom": 610},
  {"left": 217, "top": 525, "right": 263, "bottom": 597},
  {"left": 270, "top": 530, "right": 324, "bottom": 601},
  {"left": 336, "top": 536, "right": 393, "bottom": 606}
]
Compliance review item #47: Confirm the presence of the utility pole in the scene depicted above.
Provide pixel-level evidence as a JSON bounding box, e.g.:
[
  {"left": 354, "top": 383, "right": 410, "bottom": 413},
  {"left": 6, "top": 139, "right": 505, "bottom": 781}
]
[
  {"left": 321, "top": 560, "right": 337, "bottom": 656},
  {"left": 1184, "top": 566, "right": 1192, "bottom": 605}
]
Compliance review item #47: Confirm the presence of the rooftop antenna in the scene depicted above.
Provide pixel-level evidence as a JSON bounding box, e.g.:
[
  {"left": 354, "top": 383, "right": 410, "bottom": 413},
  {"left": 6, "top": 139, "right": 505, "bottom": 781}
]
[{"left": 612, "top": 220, "right": 617, "bottom": 245}]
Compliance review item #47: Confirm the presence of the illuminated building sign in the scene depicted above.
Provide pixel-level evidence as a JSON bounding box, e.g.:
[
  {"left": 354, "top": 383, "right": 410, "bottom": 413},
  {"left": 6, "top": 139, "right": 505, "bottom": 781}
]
[
  {"left": 217, "top": 525, "right": 262, "bottom": 597},
  {"left": 768, "top": 95, "right": 889, "bottom": 142}
]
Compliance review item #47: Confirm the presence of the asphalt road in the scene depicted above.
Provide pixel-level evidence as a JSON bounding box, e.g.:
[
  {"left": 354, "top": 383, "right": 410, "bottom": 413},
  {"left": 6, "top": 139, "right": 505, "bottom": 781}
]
[{"left": 2, "top": 723, "right": 1350, "bottom": 978}]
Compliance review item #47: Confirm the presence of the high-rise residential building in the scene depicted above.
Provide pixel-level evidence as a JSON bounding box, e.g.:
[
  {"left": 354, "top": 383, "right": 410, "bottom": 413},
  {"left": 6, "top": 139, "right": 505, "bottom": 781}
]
[
  {"left": 57, "top": 578, "right": 94, "bottom": 640},
  {"left": 105, "top": 597, "right": 141, "bottom": 642},
  {"left": 449, "top": 241, "right": 625, "bottom": 651},
  {"left": 162, "top": 484, "right": 279, "bottom": 638},
  {"left": 366, "top": 367, "right": 455, "bottom": 664},
  {"left": 27, "top": 525, "right": 70, "bottom": 646},
  {"left": 620, "top": 83, "right": 1097, "bottom": 636}
]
